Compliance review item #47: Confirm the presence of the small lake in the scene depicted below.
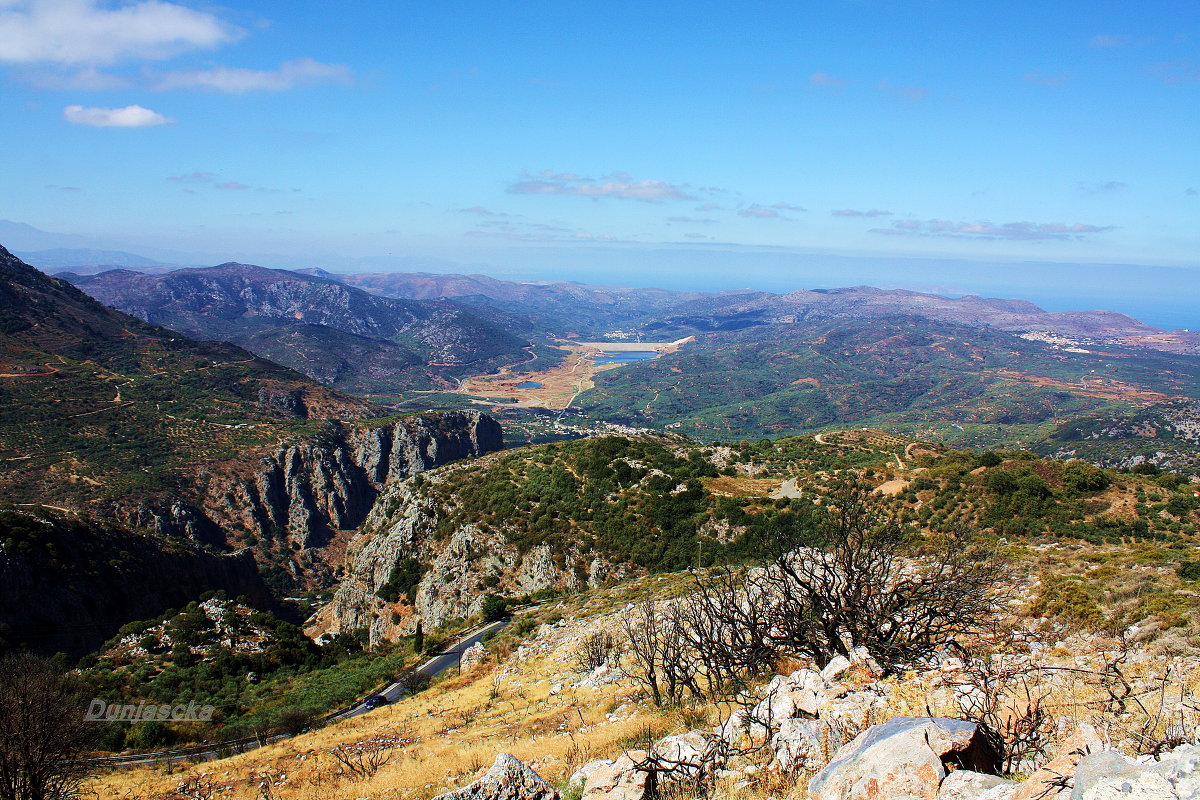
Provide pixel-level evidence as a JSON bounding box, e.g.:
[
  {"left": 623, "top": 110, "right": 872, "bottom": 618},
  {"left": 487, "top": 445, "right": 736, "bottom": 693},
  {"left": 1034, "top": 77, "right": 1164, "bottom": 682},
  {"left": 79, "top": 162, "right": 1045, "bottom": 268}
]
[
  {"left": 591, "top": 351, "right": 658, "bottom": 364},
  {"left": 515, "top": 381, "right": 543, "bottom": 389}
]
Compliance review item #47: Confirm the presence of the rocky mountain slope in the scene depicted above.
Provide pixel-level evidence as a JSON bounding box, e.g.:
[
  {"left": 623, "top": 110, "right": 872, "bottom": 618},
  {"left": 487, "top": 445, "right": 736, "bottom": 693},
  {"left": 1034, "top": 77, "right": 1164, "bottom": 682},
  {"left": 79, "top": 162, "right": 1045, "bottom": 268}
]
[
  {"left": 64, "top": 264, "right": 530, "bottom": 392},
  {"left": 0, "top": 244, "right": 505, "bottom": 634},
  {"left": 0, "top": 506, "right": 268, "bottom": 656},
  {"left": 314, "top": 428, "right": 1199, "bottom": 647}
]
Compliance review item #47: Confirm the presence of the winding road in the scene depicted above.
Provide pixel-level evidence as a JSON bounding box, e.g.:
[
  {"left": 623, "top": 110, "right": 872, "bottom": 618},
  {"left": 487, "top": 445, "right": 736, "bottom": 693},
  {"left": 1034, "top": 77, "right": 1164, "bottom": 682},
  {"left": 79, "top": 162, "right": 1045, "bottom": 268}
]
[{"left": 85, "top": 618, "right": 508, "bottom": 769}]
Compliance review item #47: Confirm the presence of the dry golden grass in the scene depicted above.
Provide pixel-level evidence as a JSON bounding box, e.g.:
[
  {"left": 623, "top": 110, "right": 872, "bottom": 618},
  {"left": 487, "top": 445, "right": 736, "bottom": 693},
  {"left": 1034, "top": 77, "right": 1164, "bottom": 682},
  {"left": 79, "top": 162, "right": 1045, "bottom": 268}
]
[{"left": 90, "top": 604, "right": 678, "bottom": 800}]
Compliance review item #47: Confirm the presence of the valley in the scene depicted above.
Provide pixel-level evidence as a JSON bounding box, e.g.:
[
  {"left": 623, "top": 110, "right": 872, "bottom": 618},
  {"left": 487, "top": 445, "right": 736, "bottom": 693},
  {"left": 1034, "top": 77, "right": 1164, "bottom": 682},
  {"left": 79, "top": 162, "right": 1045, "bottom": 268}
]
[
  {"left": 2, "top": 242, "right": 1199, "bottom": 790},
  {"left": 454, "top": 338, "right": 693, "bottom": 410}
]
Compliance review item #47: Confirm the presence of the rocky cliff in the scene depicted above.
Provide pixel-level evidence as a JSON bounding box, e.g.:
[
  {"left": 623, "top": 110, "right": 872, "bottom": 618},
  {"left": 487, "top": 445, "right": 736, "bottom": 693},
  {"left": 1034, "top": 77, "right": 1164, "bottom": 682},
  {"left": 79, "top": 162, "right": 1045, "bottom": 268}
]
[
  {"left": 115, "top": 411, "right": 505, "bottom": 584},
  {"left": 312, "top": 455, "right": 622, "bottom": 647}
]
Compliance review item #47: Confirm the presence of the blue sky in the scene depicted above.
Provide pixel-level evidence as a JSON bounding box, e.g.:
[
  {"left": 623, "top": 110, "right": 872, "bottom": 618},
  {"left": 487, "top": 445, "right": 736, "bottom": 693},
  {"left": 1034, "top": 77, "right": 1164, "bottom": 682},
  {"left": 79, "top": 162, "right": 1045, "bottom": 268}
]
[{"left": 0, "top": 0, "right": 1197, "bottom": 309}]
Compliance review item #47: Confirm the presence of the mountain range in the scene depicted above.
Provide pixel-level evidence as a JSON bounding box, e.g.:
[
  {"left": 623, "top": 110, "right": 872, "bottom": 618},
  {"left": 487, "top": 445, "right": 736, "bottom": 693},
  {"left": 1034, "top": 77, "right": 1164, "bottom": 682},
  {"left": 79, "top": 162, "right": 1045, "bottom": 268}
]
[{"left": 63, "top": 264, "right": 530, "bottom": 394}]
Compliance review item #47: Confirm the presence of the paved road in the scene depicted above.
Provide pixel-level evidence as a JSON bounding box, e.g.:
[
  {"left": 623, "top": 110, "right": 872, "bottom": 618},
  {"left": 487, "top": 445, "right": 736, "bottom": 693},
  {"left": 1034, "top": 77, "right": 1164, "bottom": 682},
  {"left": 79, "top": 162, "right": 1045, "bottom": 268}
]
[
  {"left": 331, "top": 619, "right": 506, "bottom": 720},
  {"left": 86, "top": 618, "right": 508, "bottom": 768}
]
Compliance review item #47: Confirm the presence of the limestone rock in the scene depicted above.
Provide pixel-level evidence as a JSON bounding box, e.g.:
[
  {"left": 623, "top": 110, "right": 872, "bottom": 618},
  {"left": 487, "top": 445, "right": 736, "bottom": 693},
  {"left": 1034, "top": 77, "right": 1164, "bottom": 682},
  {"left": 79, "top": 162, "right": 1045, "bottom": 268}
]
[
  {"left": 772, "top": 718, "right": 832, "bottom": 773},
  {"left": 751, "top": 668, "right": 824, "bottom": 728},
  {"left": 807, "top": 717, "right": 1000, "bottom": 800},
  {"left": 460, "top": 641, "right": 487, "bottom": 673},
  {"left": 938, "top": 770, "right": 1017, "bottom": 800},
  {"left": 1071, "top": 750, "right": 1175, "bottom": 799},
  {"left": 822, "top": 656, "right": 853, "bottom": 683},
  {"left": 570, "top": 760, "right": 615, "bottom": 790},
  {"left": 583, "top": 751, "right": 652, "bottom": 800},
  {"left": 1010, "top": 724, "right": 1104, "bottom": 800},
  {"left": 1156, "top": 744, "right": 1200, "bottom": 799},
  {"left": 651, "top": 731, "right": 723, "bottom": 778},
  {"left": 431, "top": 753, "right": 558, "bottom": 800}
]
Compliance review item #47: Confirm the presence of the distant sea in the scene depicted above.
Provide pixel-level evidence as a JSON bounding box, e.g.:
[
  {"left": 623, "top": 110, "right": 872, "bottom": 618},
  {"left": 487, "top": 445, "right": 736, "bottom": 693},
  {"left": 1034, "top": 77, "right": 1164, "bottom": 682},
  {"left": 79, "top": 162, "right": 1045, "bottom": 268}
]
[{"left": 1022, "top": 294, "right": 1198, "bottom": 332}]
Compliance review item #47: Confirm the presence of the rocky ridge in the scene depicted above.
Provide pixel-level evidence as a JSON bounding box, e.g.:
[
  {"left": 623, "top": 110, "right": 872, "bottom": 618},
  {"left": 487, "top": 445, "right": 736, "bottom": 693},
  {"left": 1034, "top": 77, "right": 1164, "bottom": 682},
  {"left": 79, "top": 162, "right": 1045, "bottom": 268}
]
[
  {"left": 118, "top": 411, "right": 505, "bottom": 584},
  {"left": 314, "top": 452, "right": 629, "bottom": 644}
]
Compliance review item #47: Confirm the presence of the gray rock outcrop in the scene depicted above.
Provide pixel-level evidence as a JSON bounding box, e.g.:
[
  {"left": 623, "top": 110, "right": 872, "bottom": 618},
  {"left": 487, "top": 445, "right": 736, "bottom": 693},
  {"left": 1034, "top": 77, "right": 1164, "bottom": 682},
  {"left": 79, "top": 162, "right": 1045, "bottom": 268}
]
[
  {"left": 460, "top": 641, "right": 488, "bottom": 673},
  {"left": 582, "top": 751, "right": 653, "bottom": 800},
  {"left": 117, "top": 411, "right": 503, "bottom": 576},
  {"left": 807, "top": 717, "right": 1000, "bottom": 800},
  {"left": 429, "top": 753, "right": 557, "bottom": 800}
]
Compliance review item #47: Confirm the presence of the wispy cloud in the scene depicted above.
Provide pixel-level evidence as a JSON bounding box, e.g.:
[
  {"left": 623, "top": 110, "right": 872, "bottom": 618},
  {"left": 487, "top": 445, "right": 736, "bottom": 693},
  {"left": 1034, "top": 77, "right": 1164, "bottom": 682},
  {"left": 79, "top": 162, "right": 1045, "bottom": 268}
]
[
  {"left": 45, "top": 183, "right": 81, "bottom": 192},
  {"left": 877, "top": 79, "right": 929, "bottom": 100},
  {"left": 167, "top": 171, "right": 216, "bottom": 183},
  {"left": 0, "top": 0, "right": 240, "bottom": 66},
  {"left": 871, "top": 218, "right": 1115, "bottom": 241},
  {"left": 508, "top": 170, "right": 695, "bottom": 202},
  {"left": 832, "top": 208, "right": 892, "bottom": 217},
  {"left": 1021, "top": 71, "right": 1069, "bottom": 87},
  {"left": 21, "top": 64, "right": 129, "bottom": 89},
  {"left": 1089, "top": 34, "right": 1127, "bottom": 48},
  {"left": 1151, "top": 60, "right": 1200, "bottom": 84},
  {"left": 1186, "top": 188, "right": 1197, "bottom": 197},
  {"left": 810, "top": 71, "right": 848, "bottom": 88},
  {"left": 1079, "top": 180, "right": 1127, "bottom": 193},
  {"left": 63, "top": 103, "right": 172, "bottom": 127},
  {"left": 666, "top": 216, "right": 717, "bottom": 224},
  {"left": 165, "top": 172, "right": 268, "bottom": 192},
  {"left": 155, "top": 58, "right": 352, "bottom": 93},
  {"left": 458, "top": 206, "right": 511, "bottom": 218}
]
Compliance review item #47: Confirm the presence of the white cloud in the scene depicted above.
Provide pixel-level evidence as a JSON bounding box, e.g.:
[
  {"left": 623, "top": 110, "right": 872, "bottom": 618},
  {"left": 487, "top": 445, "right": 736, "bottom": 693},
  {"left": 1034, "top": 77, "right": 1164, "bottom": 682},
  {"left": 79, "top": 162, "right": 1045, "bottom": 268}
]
[
  {"left": 509, "top": 170, "right": 695, "bottom": 202},
  {"left": 22, "top": 64, "right": 129, "bottom": 88},
  {"left": 155, "top": 58, "right": 352, "bottom": 93},
  {"left": 63, "top": 103, "right": 172, "bottom": 127},
  {"left": 0, "top": 0, "right": 240, "bottom": 66}
]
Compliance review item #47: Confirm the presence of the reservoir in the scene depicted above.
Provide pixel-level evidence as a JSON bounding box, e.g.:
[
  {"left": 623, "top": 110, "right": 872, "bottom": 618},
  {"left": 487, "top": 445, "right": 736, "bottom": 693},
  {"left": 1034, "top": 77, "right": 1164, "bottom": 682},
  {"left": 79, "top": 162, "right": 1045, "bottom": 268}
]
[
  {"left": 515, "top": 381, "right": 543, "bottom": 389},
  {"left": 591, "top": 351, "right": 657, "bottom": 364}
]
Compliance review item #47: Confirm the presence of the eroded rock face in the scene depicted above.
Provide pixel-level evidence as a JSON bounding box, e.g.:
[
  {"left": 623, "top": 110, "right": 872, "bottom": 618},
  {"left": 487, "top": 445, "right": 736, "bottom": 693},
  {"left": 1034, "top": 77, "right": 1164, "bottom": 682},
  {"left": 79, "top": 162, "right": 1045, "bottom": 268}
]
[
  {"left": 430, "top": 753, "right": 558, "bottom": 800},
  {"left": 807, "top": 717, "right": 1000, "bottom": 800},
  {"left": 118, "top": 411, "right": 503, "bottom": 583},
  {"left": 318, "top": 449, "right": 620, "bottom": 645}
]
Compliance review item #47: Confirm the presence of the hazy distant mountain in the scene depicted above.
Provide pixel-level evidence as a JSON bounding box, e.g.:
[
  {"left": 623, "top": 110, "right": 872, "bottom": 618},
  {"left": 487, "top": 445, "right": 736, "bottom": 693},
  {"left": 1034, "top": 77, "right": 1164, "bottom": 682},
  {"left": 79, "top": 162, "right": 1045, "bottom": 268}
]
[
  {"left": 66, "top": 263, "right": 530, "bottom": 392},
  {"left": 19, "top": 247, "right": 173, "bottom": 271},
  {"left": 0, "top": 219, "right": 103, "bottom": 251},
  {"left": 318, "top": 269, "right": 759, "bottom": 336},
  {"left": 646, "top": 285, "right": 1200, "bottom": 355}
]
